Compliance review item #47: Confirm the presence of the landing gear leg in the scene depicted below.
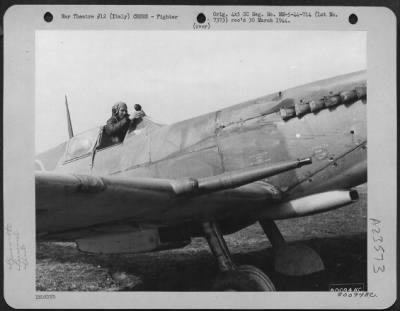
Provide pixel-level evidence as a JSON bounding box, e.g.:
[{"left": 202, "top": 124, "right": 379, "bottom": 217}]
[
  {"left": 259, "top": 219, "right": 324, "bottom": 276},
  {"left": 202, "top": 221, "right": 236, "bottom": 272},
  {"left": 202, "top": 221, "right": 275, "bottom": 291}
]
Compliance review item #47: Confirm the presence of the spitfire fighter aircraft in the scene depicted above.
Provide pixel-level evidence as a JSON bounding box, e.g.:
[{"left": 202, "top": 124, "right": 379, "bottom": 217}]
[{"left": 36, "top": 70, "right": 366, "bottom": 291}]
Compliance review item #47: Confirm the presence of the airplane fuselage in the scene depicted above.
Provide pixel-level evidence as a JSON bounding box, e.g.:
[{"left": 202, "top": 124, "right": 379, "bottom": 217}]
[{"left": 36, "top": 70, "right": 367, "bottom": 233}]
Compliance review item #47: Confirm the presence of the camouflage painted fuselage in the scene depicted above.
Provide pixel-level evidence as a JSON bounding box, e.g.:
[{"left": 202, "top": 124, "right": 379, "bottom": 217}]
[{"left": 37, "top": 71, "right": 366, "bottom": 231}]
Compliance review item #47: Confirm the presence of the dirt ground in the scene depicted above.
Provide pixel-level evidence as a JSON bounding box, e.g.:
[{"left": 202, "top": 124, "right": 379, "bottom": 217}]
[{"left": 36, "top": 185, "right": 367, "bottom": 292}]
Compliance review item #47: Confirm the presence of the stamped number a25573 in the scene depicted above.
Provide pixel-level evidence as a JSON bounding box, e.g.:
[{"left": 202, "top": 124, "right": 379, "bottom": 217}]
[{"left": 370, "top": 218, "right": 385, "bottom": 273}]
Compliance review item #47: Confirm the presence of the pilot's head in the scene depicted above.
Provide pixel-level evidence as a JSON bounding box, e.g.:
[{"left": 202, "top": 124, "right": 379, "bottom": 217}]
[{"left": 113, "top": 102, "right": 128, "bottom": 120}]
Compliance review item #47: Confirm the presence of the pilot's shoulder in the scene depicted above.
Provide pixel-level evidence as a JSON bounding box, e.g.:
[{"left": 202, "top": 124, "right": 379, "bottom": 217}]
[{"left": 106, "top": 116, "right": 118, "bottom": 124}]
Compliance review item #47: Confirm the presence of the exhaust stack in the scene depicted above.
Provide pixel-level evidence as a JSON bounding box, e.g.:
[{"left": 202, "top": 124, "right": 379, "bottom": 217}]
[{"left": 260, "top": 190, "right": 359, "bottom": 220}]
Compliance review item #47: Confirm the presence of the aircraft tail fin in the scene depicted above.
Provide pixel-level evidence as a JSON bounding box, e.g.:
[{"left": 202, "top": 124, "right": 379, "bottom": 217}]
[{"left": 65, "top": 95, "right": 74, "bottom": 139}]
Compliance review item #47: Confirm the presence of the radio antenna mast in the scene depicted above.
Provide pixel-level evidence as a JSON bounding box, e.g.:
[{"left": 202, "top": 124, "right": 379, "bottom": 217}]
[{"left": 65, "top": 95, "right": 74, "bottom": 139}]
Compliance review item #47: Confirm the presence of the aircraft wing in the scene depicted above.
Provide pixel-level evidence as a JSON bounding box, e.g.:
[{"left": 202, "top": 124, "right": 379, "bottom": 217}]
[{"left": 36, "top": 158, "right": 311, "bottom": 235}]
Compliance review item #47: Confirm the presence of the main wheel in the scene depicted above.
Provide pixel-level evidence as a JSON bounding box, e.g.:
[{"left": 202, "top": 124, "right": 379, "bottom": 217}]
[
  {"left": 237, "top": 265, "right": 276, "bottom": 290},
  {"left": 212, "top": 265, "right": 275, "bottom": 291}
]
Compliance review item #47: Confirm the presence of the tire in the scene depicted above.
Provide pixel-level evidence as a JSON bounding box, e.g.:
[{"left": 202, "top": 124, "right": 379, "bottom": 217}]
[
  {"left": 237, "top": 265, "right": 276, "bottom": 291},
  {"left": 212, "top": 265, "right": 275, "bottom": 291}
]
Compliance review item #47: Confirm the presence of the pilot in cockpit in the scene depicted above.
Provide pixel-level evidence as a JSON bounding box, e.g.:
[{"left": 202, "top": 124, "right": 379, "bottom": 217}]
[{"left": 105, "top": 101, "right": 145, "bottom": 143}]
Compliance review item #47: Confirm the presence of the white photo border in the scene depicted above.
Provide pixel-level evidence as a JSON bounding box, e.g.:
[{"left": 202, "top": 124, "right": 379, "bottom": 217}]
[{"left": 3, "top": 5, "right": 397, "bottom": 309}]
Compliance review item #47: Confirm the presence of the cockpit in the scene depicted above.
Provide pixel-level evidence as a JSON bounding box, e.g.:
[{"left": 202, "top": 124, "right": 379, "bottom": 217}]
[
  {"left": 97, "top": 116, "right": 164, "bottom": 150},
  {"left": 63, "top": 117, "right": 164, "bottom": 163}
]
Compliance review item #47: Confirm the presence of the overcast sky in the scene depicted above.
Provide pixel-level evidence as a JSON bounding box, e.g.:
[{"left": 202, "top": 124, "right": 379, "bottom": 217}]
[{"left": 35, "top": 30, "right": 366, "bottom": 153}]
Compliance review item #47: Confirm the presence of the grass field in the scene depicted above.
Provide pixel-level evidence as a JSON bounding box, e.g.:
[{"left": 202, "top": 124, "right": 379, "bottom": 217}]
[{"left": 36, "top": 185, "right": 367, "bottom": 291}]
